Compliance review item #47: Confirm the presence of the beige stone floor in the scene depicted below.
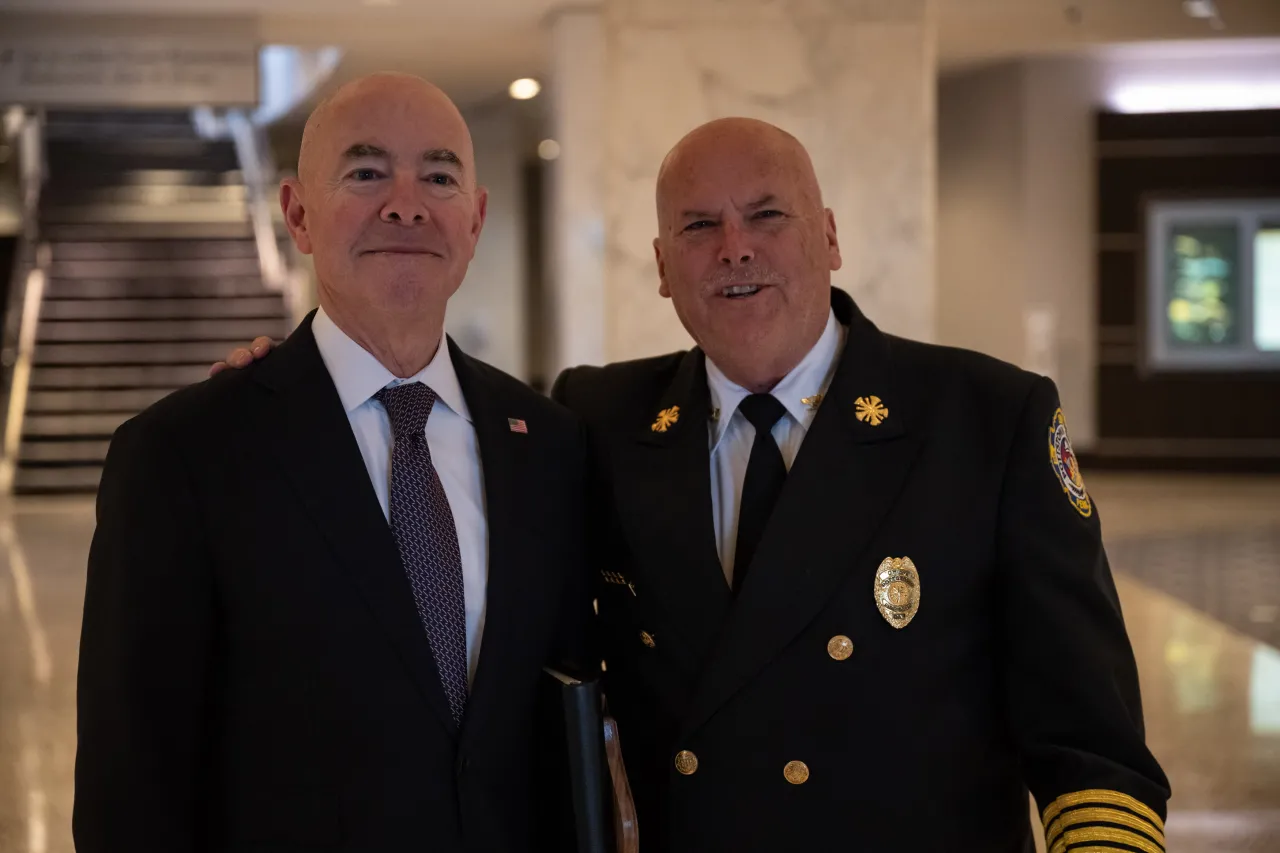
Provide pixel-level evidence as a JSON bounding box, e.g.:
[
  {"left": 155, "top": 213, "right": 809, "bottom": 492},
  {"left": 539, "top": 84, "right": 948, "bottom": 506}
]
[{"left": 1, "top": 473, "right": 1278, "bottom": 851}]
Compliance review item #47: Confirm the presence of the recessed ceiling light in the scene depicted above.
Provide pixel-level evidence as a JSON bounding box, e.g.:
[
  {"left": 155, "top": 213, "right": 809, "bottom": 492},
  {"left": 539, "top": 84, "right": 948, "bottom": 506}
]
[
  {"left": 1182, "top": 0, "right": 1216, "bottom": 18},
  {"left": 509, "top": 78, "right": 541, "bottom": 100},
  {"left": 1182, "top": 0, "right": 1224, "bottom": 29},
  {"left": 537, "top": 139, "right": 561, "bottom": 161},
  {"left": 362, "top": 0, "right": 399, "bottom": 6},
  {"left": 1109, "top": 82, "right": 1280, "bottom": 113}
]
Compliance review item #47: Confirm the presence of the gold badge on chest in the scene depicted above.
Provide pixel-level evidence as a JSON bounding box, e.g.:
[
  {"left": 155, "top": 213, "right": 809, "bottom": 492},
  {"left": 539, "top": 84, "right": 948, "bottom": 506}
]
[{"left": 873, "top": 556, "right": 921, "bottom": 629}]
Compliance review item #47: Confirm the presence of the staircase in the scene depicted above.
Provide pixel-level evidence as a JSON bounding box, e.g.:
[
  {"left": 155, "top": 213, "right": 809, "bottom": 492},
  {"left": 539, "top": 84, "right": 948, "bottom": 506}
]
[{"left": 15, "top": 111, "right": 292, "bottom": 494}]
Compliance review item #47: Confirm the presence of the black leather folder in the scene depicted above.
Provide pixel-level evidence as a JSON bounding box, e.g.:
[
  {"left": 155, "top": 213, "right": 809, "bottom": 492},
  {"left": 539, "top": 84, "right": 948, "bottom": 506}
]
[{"left": 543, "top": 667, "right": 614, "bottom": 853}]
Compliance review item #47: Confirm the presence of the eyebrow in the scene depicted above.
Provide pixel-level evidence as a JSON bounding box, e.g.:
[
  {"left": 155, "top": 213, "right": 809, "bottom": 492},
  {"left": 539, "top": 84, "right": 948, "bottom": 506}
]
[
  {"left": 341, "top": 143, "right": 388, "bottom": 160},
  {"left": 424, "top": 148, "right": 464, "bottom": 172},
  {"left": 679, "top": 195, "right": 779, "bottom": 220},
  {"left": 340, "top": 144, "right": 466, "bottom": 174}
]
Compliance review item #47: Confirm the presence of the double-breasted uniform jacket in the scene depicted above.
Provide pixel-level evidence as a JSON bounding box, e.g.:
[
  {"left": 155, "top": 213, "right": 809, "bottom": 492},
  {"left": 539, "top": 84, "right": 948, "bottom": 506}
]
[{"left": 553, "top": 288, "right": 1170, "bottom": 853}]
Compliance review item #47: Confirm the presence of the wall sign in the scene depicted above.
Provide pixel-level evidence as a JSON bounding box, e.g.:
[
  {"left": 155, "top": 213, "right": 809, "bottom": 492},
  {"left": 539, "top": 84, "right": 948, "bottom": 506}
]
[{"left": 0, "top": 38, "right": 258, "bottom": 108}]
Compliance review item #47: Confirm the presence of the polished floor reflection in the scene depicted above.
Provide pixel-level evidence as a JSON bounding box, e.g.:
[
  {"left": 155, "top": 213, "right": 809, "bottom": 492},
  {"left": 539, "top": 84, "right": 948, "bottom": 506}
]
[{"left": 1, "top": 475, "right": 1278, "bottom": 852}]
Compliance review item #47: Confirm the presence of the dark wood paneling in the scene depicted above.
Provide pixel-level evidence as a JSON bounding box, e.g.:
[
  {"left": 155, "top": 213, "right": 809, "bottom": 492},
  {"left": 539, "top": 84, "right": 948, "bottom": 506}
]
[
  {"left": 1098, "top": 250, "right": 1139, "bottom": 327},
  {"left": 1094, "top": 108, "right": 1280, "bottom": 467},
  {"left": 1097, "top": 155, "right": 1278, "bottom": 233},
  {"left": 1098, "top": 109, "right": 1280, "bottom": 141},
  {"left": 1097, "top": 365, "right": 1280, "bottom": 440}
]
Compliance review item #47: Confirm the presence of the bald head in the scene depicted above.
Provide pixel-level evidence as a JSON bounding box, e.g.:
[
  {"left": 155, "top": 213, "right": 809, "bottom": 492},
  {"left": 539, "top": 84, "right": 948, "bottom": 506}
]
[
  {"left": 297, "top": 73, "right": 475, "bottom": 189},
  {"left": 656, "top": 117, "right": 823, "bottom": 228},
  {"left": 651, "top": 116, "right": 840, "bottom": 393},
  {"left": 279, "top": 72, "right": 488, "bottom": 374}
]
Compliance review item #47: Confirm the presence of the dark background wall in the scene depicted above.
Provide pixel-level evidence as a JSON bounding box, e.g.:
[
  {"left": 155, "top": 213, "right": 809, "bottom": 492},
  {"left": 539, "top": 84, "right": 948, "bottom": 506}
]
[{"left": 1090, "top": 108, "right": 1280, "bottom": 471}]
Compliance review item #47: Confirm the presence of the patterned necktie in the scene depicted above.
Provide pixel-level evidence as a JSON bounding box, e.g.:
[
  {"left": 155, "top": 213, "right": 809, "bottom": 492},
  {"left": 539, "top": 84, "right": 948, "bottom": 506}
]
[
  {"left": 733, "top": 393, "right": 789, "bottom": 595},
  {"left": 375, "top": 382, "right": 469, "bottom": 726}
]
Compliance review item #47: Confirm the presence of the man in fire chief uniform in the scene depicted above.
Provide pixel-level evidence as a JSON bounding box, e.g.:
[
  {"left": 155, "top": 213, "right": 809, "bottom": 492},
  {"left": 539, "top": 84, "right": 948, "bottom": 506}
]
[{"left": 551, "top": 117, "right": 1169, "bottom": 852}]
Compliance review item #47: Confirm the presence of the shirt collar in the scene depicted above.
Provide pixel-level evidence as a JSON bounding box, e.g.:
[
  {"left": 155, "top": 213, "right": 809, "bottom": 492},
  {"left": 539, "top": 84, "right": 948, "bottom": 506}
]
[
  {"left": 312, "top": 306, "right": 472, "bottom": 423},
  {"left": 705, "top": 307, "right": 845, "bottom": 453}
]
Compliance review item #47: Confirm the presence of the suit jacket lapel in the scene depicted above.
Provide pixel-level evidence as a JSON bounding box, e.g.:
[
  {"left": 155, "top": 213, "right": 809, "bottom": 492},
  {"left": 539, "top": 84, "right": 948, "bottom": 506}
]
[
  {"left": 612, "top": 349, "right": 730, "bottom": 674},
  {"left": 254, "top": 313, "right": 457, "bottom": 737},
  {"left": 449, "top": 342, "right": 540, "bottom": 750},
  {"left": 680, "top": 290, "right": 923, "bottom": 740}
]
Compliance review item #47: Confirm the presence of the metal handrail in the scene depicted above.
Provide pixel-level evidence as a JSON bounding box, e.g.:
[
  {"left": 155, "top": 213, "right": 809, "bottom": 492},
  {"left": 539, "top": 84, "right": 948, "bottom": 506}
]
[
  {"left": 225, "top": 109, "right": 300, "bottom": 324},
  {"left": 0, "top": 108, "right": 47, "bottom": 494}
]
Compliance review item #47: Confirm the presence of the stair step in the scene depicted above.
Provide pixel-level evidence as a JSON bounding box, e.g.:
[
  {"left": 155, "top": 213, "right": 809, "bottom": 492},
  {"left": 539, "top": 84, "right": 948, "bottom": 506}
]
[
  {"left": 35, "top": 341, "right": 258, "bottom": 365},
  {"left": 24, "top": 412, "right": 132, "bottom": 437},
  {"left": 113, "top": 169, "right": 244, "bottom": 188},
  {"left": 45, "top": 110, "right": 201, "bottom": 138},
  {"left": 42, "top": 296, "right": 284, "bottom": 321},
  {"left": 50, "top": 240, "right": 259, "bottom": 262},
  {"left": 44, "top": 185, "right": 246, "bottom": 207},
  {"left": 20, "top": 440, "right": 112, "bottom": 463},
  {"left": 41, "top": 201, "right": 250, "bottom": 225},
  {"left": 41, "top": 222, "right": 256, "bottom": 242},
  {"left": 50, "top": 257, "right": 262, "bottom": 279},
  {"left": 14, "top": 465, "right": 106, "bottom": 494},
  {"left": 27, "top": 388, "right": 175, "bottom": 413},
  {"left": 38, "top": 318, "right": 289, "bottom": 343},
  {"left": 44, "top": 139, "right": 239, "bottom": 173},
  {"left": 31, "top": 364, "right": 216, "bottom": 388},
  {"left": 46, "top": 277, "right": 269, "bottom": 300}
]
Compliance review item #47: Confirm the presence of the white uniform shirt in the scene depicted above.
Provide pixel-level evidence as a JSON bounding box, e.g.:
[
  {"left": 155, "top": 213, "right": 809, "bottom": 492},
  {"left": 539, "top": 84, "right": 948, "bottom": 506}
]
[{"left": 705, "top": 308, "right": 846, "bottom": 583}]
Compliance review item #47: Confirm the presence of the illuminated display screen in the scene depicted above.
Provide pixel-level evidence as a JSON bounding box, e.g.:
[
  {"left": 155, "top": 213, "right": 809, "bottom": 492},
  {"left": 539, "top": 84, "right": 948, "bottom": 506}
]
[
  {"left": 1256, "top": 225, "right": 1280, "bottom": 352},
  {"left": 1146, "top": 201, "right": 1280, "bottom": 370}
]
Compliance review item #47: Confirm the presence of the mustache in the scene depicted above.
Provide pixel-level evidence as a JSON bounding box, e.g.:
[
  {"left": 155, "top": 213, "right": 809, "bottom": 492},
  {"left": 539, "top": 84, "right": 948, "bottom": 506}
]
[
  {"left": 702, "top": 264, "right": 787, "bottom": 289},
  {"left": 358, "top": 232, "right": 444, "bottom": 254}
]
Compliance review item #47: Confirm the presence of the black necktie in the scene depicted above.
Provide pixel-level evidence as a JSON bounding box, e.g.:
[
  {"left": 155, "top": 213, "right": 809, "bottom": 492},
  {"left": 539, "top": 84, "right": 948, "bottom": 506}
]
[
  {"left": 733, "top": 393, "right": 789, "bottom": 594},
  {"left": 375, "top": 382, "right": 470, "bottom": 727}
]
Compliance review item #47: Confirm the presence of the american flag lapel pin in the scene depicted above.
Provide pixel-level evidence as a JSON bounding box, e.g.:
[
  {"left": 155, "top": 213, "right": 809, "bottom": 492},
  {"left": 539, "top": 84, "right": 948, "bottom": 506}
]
[{"left": 508, "top": 418, "right": 529, "bottom": 434}]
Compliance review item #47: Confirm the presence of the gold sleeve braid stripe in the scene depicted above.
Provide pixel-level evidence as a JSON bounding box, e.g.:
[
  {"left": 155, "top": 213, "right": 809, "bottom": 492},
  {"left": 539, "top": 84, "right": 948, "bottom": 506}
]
[
  {"left": 1049, "top": 826, "right": 1165, "bottom": 853},
  {"left": 1042, "top": 788, "right": 1165, "bottom": 834},
  {"left": 1047, "top": 807, "right": 1165, "bottom": 849},
  {"left": 1042, "top": 789, "right": 1166, "bottom": 853}
]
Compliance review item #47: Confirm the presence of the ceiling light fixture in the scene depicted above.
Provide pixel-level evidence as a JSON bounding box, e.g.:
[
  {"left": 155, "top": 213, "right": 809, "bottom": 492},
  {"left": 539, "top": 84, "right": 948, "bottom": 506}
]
[
  {"left": 1182, "top": 0, "right": 1225, "bottom": 30},
  {"left": 1109, "top": 82, "right": 1280, "bottom": 114},
  {"left": 537, "top": 139, "right": 561, "bottom": 161},
  {"left": 509, "top": 78, "right": 541, "bottom": 100}
]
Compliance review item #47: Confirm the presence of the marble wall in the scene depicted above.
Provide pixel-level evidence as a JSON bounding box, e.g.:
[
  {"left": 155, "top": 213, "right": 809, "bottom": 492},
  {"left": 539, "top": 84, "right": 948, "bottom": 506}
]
[
  {"left": 547, "top": 0, "right": 938, "bottom": 371},
  {"left": 547, "top": 9, "right": 608, "bottom": 374},
  {"left": 450, "top": 104, "right": 529, "bottom": 380}
]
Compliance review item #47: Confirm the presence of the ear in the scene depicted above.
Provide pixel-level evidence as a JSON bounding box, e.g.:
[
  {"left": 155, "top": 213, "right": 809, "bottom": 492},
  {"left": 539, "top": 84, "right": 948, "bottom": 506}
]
[
  {"left": 280, "top": 178, "right": 313, "bottom": 255},
  {"left": 655, "top": 238, "right": 672, "bottom": 299},
  {"left": 472, "top": 185, "right": 489, "bottom": 243},
  {"left": 825, "top": 208, "right": 842, "bottom": 272}
]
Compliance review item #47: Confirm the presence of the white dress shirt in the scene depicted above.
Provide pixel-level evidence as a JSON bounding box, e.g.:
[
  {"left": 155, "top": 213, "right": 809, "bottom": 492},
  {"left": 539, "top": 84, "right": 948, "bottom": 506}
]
[
  {"left": 312, "top": 307, "right": 488, "bottom": 683},
  {"left": 706, "top": 308, "right": 846, "bottom": 582}
]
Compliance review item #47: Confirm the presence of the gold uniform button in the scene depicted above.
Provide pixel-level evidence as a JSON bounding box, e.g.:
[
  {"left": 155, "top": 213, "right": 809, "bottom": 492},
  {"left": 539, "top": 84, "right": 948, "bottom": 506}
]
[
  {"left": 640, "top": 631, "right": 656, "bottom": 648},
  {"left": 675, "top": 750, "right": 699, "bottom": 775},
  {"left": 827, "top": 635, "right": 854, "bottom": 661},
  {"left": 784, "top": 760, "right": 810, "bottom": 785}
]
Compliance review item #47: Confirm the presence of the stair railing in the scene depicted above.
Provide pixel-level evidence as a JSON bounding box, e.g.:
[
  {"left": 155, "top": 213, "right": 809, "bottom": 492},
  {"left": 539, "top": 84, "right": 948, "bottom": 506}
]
[
  {"left": 225, "top": 109, "right": 302, "bottom": 326},
  {"left": 0, "top": 108, "right": 48, "bottom": 494}
]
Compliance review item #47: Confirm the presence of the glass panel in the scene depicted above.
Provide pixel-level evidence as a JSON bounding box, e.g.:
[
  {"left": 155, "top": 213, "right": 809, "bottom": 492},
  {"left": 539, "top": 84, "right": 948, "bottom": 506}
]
[
  {"left": 1255, "top": 224, "right": 1280, "bottom": 352},
  {"left": 1163, "top": 221, "right": 1240, "bottom": 348}
]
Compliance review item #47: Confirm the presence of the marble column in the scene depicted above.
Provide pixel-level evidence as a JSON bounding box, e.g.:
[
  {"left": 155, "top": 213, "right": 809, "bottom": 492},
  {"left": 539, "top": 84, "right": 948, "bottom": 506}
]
[
  {"left": 546, "top": 8, "right": 608, "bottom": 373},
  {"left": 547, "top": 0, "right": 937, "bottom": 371}
]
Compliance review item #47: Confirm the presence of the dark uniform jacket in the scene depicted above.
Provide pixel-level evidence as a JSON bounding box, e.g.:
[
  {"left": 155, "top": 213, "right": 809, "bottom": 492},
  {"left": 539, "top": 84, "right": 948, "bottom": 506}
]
[
  {"left": 553, "top": 288, "right": 1169, "bottom": 853},
  {"left": 75, "top": 313, "right": 588, "bottom": 853}
]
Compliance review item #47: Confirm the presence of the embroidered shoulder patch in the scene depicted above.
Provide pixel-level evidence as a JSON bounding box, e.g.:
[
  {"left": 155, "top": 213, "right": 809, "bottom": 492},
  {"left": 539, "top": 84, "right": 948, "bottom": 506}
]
[{"left": 1048, "top": 408, "right": 1091, "bottom": 518}]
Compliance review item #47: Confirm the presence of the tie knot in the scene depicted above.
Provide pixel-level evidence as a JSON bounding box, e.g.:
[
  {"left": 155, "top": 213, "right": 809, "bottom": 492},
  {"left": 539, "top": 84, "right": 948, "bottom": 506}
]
[
  {"left": 737, "top": 393, "right": 787, "bottom": 434},
  {"left": 375, "top": 382, "right": 437, "bottom": 438}
]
